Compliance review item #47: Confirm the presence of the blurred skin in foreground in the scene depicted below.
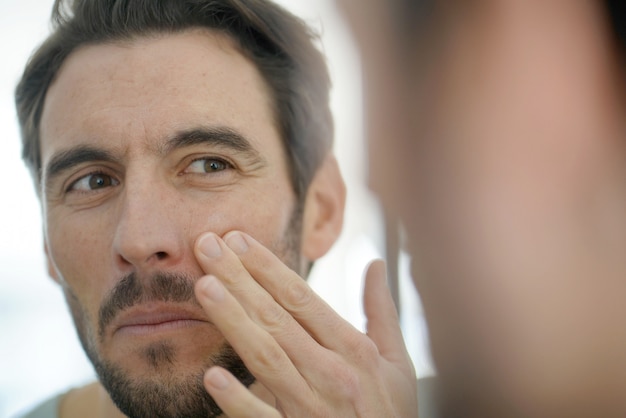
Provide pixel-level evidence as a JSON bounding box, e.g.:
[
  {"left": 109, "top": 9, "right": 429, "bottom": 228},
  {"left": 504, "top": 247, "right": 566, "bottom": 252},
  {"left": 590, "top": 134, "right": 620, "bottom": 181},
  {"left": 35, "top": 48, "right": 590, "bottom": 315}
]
[{"left": 340, "top": 0, "right": 626, "bottom": 417}]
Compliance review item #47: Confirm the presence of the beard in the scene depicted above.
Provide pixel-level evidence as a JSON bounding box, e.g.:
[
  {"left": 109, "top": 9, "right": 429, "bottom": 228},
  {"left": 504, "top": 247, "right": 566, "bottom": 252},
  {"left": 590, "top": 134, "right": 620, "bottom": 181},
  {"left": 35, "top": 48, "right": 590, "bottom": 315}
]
[
  {"left": 94, "top": 342, "right": 253, "bottom": 418},
  {"left": 62, "top": 203, "right": 304, "bottom": 418}
]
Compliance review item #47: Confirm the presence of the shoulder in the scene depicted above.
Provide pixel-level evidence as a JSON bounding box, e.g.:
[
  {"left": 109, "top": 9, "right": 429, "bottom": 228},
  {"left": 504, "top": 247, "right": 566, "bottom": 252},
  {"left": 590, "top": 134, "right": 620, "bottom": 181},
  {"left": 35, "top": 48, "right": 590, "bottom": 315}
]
[
  {"left": 14, "top": 393, "right": 63, "bottom": 418},
  {"left": 15, "top": 381, "right": 101, "bottom": 418}
]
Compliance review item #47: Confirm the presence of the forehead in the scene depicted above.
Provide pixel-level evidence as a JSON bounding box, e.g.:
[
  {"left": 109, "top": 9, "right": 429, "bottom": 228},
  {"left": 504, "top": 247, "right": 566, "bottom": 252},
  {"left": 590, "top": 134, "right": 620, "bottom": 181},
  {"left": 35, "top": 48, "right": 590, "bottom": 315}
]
[{"left": 40, "top": 29, "right": 280, "bottom": 158}]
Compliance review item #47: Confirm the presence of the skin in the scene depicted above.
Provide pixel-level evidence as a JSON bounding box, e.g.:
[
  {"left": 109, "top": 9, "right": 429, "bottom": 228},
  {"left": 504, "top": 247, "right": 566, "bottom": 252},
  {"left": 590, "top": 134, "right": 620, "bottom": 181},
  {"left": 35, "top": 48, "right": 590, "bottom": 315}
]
[
  {"left": 339, "top": 1, "right": 626, "bottom": 417},
  {"left": 194, "top": 234, "right": 417, "bottom": 417},
  {"left": 201, "top": 0, "right": 626, "bottom": 416},
  {"left": 39, "top": 28, "right": 351, "bottom": 417}
]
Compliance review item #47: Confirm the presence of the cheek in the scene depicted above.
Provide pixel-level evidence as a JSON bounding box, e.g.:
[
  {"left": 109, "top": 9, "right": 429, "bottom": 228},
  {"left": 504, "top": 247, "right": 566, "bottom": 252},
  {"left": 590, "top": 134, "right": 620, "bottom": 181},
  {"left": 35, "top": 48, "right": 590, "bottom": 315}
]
[
  {"left": 45, "top": 211, "right": 113, "bottom": 314},
  {"left": 187, "top": 184, "right": 297, "bottom": 247}
]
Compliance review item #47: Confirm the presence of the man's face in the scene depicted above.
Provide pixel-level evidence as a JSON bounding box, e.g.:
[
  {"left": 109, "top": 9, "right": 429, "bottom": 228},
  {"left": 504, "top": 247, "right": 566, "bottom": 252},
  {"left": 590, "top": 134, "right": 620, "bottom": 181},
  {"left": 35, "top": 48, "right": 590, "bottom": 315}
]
[{"left": 39, "top": 30, "right": 302, "bottom": 417}]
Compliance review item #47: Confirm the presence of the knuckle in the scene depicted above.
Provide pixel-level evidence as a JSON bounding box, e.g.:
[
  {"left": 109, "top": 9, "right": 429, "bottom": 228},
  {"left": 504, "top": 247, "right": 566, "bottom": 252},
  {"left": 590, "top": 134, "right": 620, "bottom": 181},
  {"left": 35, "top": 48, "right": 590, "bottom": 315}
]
[
  {"left": 284, "top": 279, "right": 312, "bottom": 309},
  {"left": 347, "top": 336, "right": 380, "bottom": 369},
  {"left": 254, "top": 301, "right": 289, "bottom": 329},
  {"left": 250, "top": 340, "right": 285, "bottom": 371},
  {"left": 331, "top": 365, "right": 361, "bottom": 401}
]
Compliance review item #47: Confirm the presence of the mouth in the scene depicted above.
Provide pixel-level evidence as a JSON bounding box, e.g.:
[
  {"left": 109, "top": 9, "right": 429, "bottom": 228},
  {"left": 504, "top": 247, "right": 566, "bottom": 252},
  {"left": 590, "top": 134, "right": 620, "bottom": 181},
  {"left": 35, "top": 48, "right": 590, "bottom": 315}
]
[{"left": 112, "top": 304, "right": 211, "bottom": 337}]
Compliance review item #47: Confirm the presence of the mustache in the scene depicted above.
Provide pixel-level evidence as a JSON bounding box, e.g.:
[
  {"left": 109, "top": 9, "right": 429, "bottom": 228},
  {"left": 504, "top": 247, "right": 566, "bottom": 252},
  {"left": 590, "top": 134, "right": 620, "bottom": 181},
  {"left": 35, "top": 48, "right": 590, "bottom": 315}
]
[{"left": 98, "top": 271, "right": 200, "bottom": 339}]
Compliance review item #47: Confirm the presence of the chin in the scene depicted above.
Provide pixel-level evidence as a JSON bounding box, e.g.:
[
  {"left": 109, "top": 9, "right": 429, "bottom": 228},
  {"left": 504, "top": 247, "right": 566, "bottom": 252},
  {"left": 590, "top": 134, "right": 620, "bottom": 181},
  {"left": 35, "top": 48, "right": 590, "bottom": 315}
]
[{"left": 94, "top": 341, "right": 255, "bottom": 418}]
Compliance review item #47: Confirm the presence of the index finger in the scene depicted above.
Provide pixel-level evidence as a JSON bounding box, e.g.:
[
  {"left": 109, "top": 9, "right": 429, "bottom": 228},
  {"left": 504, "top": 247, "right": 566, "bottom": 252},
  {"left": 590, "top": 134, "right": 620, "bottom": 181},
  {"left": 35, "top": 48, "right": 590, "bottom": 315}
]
[{"left": 221, "top": 230, "right": 366, "bottom": 354}]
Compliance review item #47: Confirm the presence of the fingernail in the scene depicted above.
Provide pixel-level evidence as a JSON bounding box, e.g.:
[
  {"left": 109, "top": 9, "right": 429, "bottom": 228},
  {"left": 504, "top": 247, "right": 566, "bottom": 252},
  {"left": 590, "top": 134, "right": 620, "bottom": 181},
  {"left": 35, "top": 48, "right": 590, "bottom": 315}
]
[
  {"left": 199, "top": 275, "right": 225, "bottom": 302},
  {"left": 206, "top": 367, "right": 229, "bottom": 390},
  {"left": 225, "top": 232, "right": 248, "bottom": 254},
  {"left": 199, "top": 233, "right": 222, "bottom": 257}
]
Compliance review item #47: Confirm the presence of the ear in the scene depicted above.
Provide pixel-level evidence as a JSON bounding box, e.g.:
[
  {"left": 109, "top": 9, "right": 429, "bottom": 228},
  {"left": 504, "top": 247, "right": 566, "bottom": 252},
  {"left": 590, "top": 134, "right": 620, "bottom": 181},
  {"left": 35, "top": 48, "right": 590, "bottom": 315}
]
[
  {"left": 44, "top": 241, "right": 61, "bottom": 284},
  {"left": 301, "top": 154, "right": 346, "bottom": 261}
]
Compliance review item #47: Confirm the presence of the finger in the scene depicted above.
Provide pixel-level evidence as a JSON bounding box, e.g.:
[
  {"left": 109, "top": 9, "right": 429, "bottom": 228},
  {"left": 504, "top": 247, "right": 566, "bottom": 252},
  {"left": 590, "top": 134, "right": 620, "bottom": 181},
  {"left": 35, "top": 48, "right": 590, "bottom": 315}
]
[
  {"left": 363, "top": 259, "right": 413, "bottom": 366},
  {"left": 194, "top": 232, "right": 323, "bottom": 357},
  {"left": 194, "top": 274, "right": 311, "bottom": 399},
  {"left": 221, "top": 231, "right": 367, "bottom": 355},
  {"left": 204, "top": 366, "right": 281, "bottom": 418},
  {"left": 195, "top": 232, "right": 370, "bottom": 406}
]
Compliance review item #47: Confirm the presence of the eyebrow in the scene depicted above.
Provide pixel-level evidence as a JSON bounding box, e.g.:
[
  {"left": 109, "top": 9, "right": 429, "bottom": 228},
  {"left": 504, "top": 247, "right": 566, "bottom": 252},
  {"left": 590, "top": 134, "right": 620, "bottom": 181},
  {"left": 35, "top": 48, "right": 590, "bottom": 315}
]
[
  {"left": 161, "top": 127, "right": 263, "bottom": 163},
  {"left": 43, "top": 126, "right": 265, "bottom": 186},
  {"left": 44, "top": 146, "right": 118, "bottom": 186}
]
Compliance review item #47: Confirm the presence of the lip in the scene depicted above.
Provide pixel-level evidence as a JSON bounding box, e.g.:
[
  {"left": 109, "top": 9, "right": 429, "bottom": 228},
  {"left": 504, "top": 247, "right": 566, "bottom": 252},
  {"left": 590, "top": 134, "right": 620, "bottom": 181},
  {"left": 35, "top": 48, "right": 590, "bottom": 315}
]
[{"left": 112, "top": 304, "right": 211, "bottom": 337}]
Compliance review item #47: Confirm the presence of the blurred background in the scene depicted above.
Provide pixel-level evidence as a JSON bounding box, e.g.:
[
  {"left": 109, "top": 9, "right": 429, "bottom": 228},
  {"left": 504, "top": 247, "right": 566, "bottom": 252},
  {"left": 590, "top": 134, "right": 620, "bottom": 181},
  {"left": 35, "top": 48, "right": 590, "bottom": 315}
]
[{"left": 0, "top": 1, "right": 433, "bottom": 416}]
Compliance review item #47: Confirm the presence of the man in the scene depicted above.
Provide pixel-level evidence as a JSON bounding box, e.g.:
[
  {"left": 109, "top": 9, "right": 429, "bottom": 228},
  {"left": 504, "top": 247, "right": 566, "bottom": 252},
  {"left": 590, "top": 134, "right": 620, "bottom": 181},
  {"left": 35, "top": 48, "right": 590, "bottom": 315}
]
[
  {"left": 16, "top": 0, "right": 418, "bottom": 417},
  {"left": 207, "top": 0, "right": 626, "bottom": 417}
]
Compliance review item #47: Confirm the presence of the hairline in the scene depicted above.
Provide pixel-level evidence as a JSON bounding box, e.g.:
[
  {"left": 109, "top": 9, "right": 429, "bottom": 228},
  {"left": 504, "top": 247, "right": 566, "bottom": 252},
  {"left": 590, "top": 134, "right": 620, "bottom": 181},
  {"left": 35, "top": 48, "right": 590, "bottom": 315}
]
[
  {"left": 18, "top": 0, "right": 334, "bottom": 207},
  {"left": 38, "top": 26, "right": 286, "bottom": 186}
]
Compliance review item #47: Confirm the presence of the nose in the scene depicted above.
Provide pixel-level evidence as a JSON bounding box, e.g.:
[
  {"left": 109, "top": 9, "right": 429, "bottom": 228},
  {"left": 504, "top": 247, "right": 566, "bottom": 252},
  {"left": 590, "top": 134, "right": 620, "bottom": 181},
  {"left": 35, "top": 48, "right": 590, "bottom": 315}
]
[{"left": 112, "top": 179, "right": 187, "bottom": 273}]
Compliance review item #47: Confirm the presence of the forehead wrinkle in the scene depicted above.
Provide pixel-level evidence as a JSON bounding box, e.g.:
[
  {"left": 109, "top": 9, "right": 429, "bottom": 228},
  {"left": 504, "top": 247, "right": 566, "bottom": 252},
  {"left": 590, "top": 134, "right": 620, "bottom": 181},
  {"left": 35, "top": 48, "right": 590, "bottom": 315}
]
[{"left": 41, "top": 30, "right": 282, "bottom": 189}]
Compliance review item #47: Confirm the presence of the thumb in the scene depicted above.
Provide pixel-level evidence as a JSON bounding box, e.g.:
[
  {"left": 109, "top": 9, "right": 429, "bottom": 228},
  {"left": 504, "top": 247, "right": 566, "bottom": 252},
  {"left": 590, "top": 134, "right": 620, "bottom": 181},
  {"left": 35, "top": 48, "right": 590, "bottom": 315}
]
[{"left": 363, "top": 259, "right": 412, "bottom": 365}]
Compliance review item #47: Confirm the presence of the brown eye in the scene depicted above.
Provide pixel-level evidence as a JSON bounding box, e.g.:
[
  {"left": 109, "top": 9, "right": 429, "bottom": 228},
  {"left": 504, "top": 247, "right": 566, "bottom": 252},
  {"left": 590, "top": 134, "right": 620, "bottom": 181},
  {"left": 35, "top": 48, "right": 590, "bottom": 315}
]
[
  {"left": 187, "top": 158, "right": 232, "bottom": 174},
  {"left": 89, "top": 174, "right": 113, "bottom": 189},
  {"left": 204, "top": 159, "right": 228, "bottom": 172},
  {"left": 69, "top": 172, "right": 118, "bottom": 192}
]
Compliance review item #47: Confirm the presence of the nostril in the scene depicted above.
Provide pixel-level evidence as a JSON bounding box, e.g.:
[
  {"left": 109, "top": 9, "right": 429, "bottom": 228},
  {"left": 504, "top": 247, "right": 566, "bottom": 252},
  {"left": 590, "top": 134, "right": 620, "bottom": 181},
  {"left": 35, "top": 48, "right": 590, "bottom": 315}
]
[{"left": 155, "top": 251, "right": 167, "bottom": 260}]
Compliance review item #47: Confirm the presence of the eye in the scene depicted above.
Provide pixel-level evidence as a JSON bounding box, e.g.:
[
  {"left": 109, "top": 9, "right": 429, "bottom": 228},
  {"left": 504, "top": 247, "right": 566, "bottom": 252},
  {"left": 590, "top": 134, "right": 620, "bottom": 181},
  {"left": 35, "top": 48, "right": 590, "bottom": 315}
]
[
  {"left": 68, "top": 172, "right": 119, "bottom": 192},
  {"left": 186, "top": 157, "right": 232, "bottom": 174}
]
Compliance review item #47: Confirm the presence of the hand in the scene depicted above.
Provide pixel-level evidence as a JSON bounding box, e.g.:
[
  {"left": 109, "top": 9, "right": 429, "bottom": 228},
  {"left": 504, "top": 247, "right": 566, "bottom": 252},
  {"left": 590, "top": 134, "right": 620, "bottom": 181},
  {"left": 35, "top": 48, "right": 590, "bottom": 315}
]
[{"left": 193, "top": 230, "right": 418, "bottom": 417}]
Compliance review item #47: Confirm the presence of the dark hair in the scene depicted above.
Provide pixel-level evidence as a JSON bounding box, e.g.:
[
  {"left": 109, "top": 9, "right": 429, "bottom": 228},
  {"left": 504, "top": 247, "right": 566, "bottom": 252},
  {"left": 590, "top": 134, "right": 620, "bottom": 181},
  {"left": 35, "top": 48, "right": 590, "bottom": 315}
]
[{"left": 15, "top": 0, "right": 333, "bottom": 201}]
